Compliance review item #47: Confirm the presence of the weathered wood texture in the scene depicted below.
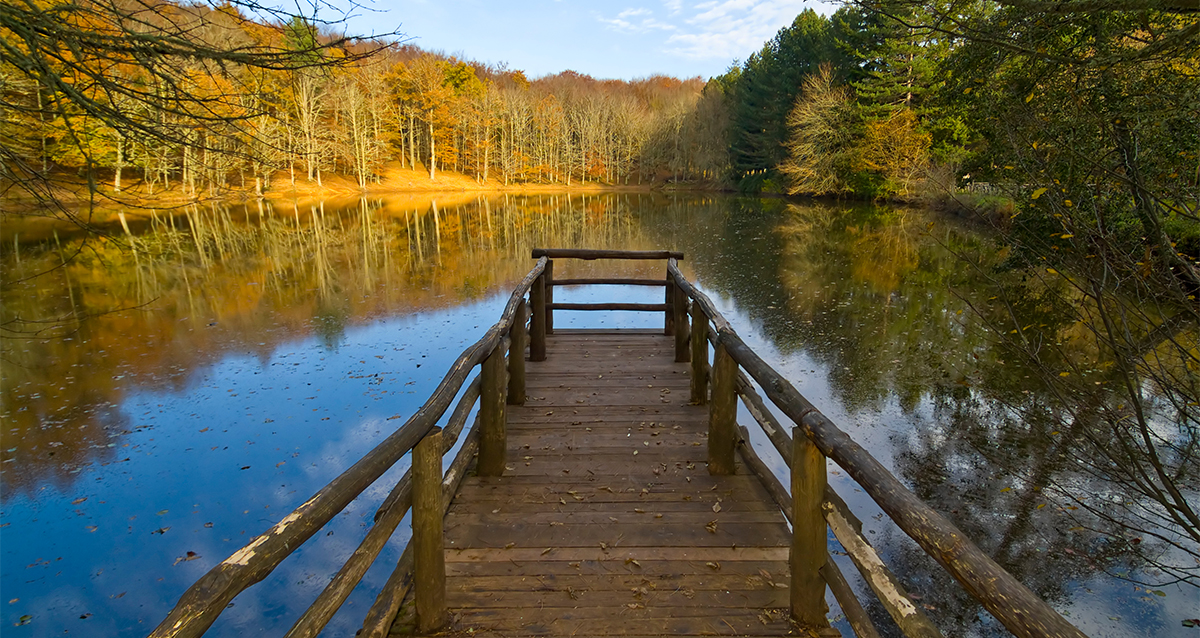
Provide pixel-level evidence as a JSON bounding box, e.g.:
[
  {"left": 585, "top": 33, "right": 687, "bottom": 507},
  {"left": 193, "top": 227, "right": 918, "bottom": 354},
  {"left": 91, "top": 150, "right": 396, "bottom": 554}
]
[
  {"left": 415, "top": 332, "right": 797, "bottom": 637},
  {"left": 549, "top": 302, "right": 670, "bottom": 312},
  {"left": 551, "top": 278, "right": 667, "bottom": 287},
  {"left": 413, "top": 428, "right": 446, "bottom": 633},
  {"left": 532, "top": 248, "right": 685, "bottom": 260}
]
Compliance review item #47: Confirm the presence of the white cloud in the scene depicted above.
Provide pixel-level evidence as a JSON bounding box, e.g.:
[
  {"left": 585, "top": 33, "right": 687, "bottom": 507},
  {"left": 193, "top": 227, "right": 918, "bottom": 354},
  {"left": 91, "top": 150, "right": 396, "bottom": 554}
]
[
  {"left": 664, "top": 0, "right": 813, "bottom": 60},
  {"left": 598, "top": 6, "right": 679, "bottom": 33}
]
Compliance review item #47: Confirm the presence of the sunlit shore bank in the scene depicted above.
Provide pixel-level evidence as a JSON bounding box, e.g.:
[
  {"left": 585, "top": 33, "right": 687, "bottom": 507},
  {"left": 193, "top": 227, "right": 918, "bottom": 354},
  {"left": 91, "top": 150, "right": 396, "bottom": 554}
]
[{"left": 1, "top": 162, "right": 698, "bottom": 232}]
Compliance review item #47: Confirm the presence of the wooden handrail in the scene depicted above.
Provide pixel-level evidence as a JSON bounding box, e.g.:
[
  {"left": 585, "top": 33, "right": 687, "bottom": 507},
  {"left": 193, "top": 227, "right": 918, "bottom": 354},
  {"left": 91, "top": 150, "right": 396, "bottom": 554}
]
[
  {"left": 149, "top": 258, "right": 546, "bottom": 638},
  {"left": 532, "top": 248, "right": 684, "bottom": 260},
  {"left": 283, "top": 376, "right": 482, "bottom": 638},
  {"left": 551, "top": 277, "right": 667, "bottom": 287},
  {"left": 548, "top": 302, "right": 668, "bottom": 312},
  {"left": 667, "top": 261, "right": 1088, "bottom": 638}
]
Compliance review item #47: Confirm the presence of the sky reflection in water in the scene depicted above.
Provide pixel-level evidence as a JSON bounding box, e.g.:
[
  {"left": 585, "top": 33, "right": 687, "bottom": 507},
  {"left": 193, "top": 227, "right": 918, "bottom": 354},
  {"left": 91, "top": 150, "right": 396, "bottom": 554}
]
[{"left": 0, "top": 194, "right": 1191, "bottom": 637}]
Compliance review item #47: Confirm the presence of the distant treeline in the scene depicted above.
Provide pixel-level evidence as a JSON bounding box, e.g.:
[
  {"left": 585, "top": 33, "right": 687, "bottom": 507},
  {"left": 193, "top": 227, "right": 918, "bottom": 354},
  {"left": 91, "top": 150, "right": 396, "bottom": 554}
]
[
  {"left": 1, "top": 2, "right": 721, "bottom": 196},
  {"left": 2, "top": 0, "right": 1194, "bottom": 208}
]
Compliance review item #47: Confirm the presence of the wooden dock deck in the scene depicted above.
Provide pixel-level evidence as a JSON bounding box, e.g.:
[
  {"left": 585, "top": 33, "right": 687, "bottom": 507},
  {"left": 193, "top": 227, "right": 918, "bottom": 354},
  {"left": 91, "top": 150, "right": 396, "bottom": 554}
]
[
  {"left": 151, "top": 251, "right": 1088, "bottom": 638},
  {"left": 422, "top": 330, "right": 796, "bottom": 636}
]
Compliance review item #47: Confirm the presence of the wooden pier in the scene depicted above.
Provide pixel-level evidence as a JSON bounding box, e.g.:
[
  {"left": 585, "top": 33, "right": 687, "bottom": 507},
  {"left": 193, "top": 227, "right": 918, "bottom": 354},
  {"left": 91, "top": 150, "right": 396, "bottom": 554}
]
[
  {"left": 440, "top": 329, "right": 796, "bottom": 636},
  {"left": 150, "top": 249, "right": 1090, "bottom": 638}
]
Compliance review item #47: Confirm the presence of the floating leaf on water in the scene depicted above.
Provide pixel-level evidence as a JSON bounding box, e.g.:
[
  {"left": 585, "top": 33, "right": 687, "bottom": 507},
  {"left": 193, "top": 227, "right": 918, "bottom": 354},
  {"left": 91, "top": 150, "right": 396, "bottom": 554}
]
[
  {"left": 72, "top": 497, "right": 87, "bottom": 505},
  {"left": 16, "top": 614, "right": 32, "bottom": 625},
  {"left": 1151, "top": 590, "right": 1166, "bottom": 597}
]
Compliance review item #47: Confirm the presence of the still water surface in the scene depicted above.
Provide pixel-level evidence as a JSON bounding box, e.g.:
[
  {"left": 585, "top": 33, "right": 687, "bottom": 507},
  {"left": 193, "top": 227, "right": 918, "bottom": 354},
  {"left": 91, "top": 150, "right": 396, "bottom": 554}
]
[{"left": 1, "top": 194, "right": 1192, "bottom": 637}]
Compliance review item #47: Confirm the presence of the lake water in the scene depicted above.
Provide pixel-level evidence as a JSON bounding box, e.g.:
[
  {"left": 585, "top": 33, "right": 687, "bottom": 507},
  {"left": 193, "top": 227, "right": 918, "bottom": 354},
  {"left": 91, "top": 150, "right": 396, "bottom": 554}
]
[{"left": 1, "top": 194, "right": 1194, "bottom": 637}]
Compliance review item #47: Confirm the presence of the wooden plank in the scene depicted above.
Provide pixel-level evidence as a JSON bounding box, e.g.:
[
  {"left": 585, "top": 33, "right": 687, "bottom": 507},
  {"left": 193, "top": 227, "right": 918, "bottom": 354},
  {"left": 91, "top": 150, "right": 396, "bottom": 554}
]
[
  {"left": 447, "top": 588, "right": 789, "bottom": 608},
  {"left": 446, "top": 547, "right": 789, "bottom": 562},
  {"left": 445, "top": 559, "right": 789, "bottom": 578},
  {"left": 445, "top": 510, "right": 788, "bottom": 525},
  {"left": 447, "top": 574, "right": 788, "bottom": 593},
  {"left": 444, "top": 523, "right": 789, "bottom": 549},
  {"left": 451, "top": 609, "right": 792, "bottom": 636}
]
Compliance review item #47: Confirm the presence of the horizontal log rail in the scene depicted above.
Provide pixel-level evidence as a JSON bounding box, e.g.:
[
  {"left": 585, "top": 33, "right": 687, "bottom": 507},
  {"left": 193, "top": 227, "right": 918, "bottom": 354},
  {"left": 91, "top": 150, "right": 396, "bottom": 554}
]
[
  {"left": 548, "top": 302, "right": 669, "bottom": 312},
  {"left": 550, "top": 277, "right": 667, "bottom": 287},
  {"left": 531, "top": 248, "right": 684, "bottom": 260},
  {"left": 528, "top": 248, "right": 686, "bottom": 352},
  {"left": 667, "top": 261, "right": 1088, "bottom": 638},
  {"left": 150, "top": 258, "right": 547, "bottom": 638}
]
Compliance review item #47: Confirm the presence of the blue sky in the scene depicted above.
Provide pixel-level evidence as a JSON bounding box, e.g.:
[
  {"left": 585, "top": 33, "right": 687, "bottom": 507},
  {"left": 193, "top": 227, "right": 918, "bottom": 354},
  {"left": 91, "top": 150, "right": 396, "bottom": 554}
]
[{"left": 328, "top": 0, "right": 838, "bottom": 80}]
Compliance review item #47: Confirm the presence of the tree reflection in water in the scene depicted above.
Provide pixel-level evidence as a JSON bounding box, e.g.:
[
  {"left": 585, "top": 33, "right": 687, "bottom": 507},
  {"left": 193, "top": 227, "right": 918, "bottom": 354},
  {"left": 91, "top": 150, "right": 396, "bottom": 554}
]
[{"left": 0, "top": 195, "right": 1193, "bottom": 637}]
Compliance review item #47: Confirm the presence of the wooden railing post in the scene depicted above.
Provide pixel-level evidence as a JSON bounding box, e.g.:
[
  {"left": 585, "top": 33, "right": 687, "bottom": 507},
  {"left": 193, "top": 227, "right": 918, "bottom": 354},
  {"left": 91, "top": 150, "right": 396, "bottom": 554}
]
[
  {"left": 791, "top": 426, "right": 828, "bottom": 628},
  {"left": 708, "top": 341, "right": 737, "bottom": 475},
  {"left": 478, "top": 343, "right": 507, "bottom": 476},
  {"left": 673, "top": 280, "right": 690, "bottom": 363},
  {"left": 508, "top": 300, "right": 527, "bottom": 405},
  {"left": 412, "top": 427, "right": 445, "bottom": 634},
  {"left": 544, "top": 259, "right": 554, "bottom": 335},
  {"left": 664, "top": 269, "right": 675, "bottom": 336},
  {"left": 690, "top": 301, "right": 708, "bottom": 405},
  {"left": 530, "top": 277, "right": 546, "bottom": 362}
]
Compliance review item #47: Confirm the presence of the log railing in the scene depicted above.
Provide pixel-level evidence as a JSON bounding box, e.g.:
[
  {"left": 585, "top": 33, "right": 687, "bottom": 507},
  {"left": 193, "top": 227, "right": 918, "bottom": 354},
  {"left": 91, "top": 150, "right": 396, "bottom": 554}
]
[
  {"left": 151, "top": 249, "right": 1087, "bottom": 638},
  {"left": 667, "top": 260, "right": 1089, "bottom": 638},
  {"left": 527, "top": 247, "right": 685, "bottom": 360},
  {"left": 148, "top": 258, "right": 547, "bottom": 638}
]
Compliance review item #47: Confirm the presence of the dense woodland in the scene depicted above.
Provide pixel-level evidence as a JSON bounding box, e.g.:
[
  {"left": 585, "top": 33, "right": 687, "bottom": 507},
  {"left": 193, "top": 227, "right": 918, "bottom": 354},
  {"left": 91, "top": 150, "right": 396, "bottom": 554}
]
[{"left": 1, "top": 2, "right": 717, "bottom": 198}]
